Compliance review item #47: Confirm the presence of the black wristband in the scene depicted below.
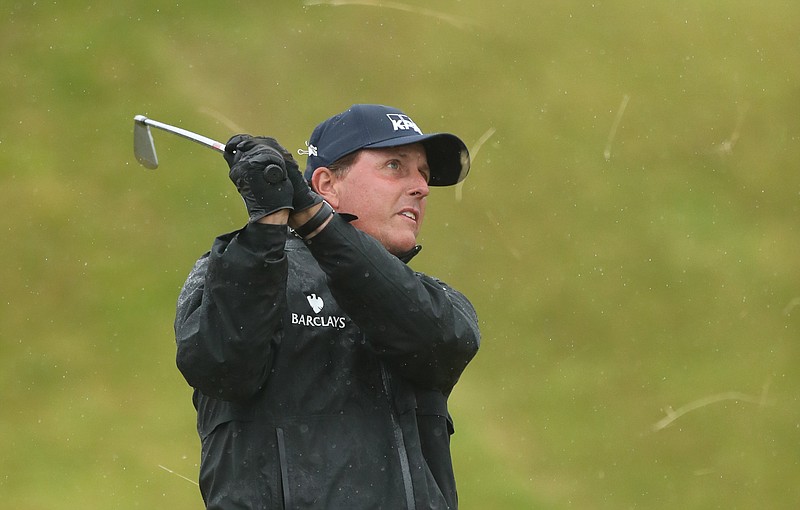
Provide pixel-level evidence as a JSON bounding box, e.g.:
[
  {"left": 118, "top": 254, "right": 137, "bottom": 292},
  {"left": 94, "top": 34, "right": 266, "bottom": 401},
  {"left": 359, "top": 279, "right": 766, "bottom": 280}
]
[{"left": 294, "top": 201, "right": 334, "bottom": 238}]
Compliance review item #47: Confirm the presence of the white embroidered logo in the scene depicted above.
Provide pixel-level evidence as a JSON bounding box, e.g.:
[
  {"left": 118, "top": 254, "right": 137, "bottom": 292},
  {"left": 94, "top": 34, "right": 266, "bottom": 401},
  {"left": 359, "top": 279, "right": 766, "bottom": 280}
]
[
  {"left": 306, "top": 293, "right": 324, "bottom": 314},
  {"left": 386, "top": 114, "right": 423, "bottom": 135},
  {"left": 293, "top": 292, "right": 346, "bottom": 329},
  {"left": 297, "top": 142, "right": 318, "bottom": 157}
]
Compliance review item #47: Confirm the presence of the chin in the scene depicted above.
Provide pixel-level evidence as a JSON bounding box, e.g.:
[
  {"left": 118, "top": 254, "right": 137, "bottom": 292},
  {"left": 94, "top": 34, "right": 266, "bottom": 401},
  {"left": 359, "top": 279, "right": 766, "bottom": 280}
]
[
  {"left": 386, "top": 239, "right": 418, "bottom": 256},
  {"left": 361, "top": 225, "right": 418, "bottom": 256}
]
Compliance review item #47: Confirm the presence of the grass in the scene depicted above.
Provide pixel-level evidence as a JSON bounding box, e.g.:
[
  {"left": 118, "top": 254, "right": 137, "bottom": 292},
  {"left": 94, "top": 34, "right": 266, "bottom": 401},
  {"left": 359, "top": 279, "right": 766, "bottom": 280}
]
[{"left": 3, "top": 0, "right": 800, "bottom": 508}]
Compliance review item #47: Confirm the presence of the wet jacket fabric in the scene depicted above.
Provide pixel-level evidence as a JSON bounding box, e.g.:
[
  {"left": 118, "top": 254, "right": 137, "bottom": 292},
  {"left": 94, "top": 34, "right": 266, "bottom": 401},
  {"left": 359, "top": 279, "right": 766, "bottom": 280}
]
[{"left": 174, "top": 214, "right": 480, "bottom": 510}]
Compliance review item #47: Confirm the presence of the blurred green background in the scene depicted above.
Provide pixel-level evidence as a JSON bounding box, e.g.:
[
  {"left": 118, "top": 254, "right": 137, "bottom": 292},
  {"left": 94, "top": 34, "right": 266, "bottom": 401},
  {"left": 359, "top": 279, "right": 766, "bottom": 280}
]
[{"left": 3, "top": 1, "right": 798, "bottom": 508}]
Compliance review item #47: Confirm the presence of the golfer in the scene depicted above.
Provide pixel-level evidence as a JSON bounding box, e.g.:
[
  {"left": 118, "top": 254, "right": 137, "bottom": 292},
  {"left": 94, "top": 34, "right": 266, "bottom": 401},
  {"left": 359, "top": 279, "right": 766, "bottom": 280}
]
[{"left": 175, "top": 104, "right": 480, "bottom": 509}]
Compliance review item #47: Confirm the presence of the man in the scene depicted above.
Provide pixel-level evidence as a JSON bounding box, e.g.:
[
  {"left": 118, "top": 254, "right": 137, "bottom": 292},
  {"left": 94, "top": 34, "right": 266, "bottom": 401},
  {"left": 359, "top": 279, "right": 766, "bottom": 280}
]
[{"left": 174, "top": 104, "right": 480, "bottom": 509}]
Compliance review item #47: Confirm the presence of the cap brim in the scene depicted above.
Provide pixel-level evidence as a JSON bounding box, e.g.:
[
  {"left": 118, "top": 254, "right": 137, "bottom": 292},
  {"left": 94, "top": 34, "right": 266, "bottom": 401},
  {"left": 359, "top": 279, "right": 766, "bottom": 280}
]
[{"left": 366, "top": 132, "right": 470, "bottom": 186}]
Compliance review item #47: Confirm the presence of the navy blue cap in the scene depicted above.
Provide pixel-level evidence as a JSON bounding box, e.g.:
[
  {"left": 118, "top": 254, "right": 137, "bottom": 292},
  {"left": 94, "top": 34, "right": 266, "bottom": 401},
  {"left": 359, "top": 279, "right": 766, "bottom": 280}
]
[{"left": 302, "top": 104, "right": 470, "bottom": 187}]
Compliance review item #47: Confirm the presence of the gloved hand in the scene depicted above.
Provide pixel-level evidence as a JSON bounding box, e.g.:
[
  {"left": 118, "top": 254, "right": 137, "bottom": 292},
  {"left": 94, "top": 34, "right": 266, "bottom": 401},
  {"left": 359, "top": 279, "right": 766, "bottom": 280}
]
[
  {"left": 286, "top": 159, "right": 324, "bottom": 213},
  {"left": 224, "top": 134, "right": 293, "bottom": 222},
  {"left": 239, "top": 136, "right": 324, "bottom": 212}
]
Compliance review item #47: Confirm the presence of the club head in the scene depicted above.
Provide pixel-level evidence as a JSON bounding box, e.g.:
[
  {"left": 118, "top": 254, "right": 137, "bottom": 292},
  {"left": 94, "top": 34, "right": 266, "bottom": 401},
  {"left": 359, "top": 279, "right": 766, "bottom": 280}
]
[{"left": 133, "top": 115, "right": 159, "bottom": 169}]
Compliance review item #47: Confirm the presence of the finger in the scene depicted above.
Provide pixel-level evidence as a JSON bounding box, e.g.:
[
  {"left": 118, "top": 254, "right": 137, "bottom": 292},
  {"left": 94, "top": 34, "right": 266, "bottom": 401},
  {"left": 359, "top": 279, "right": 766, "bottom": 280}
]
[
  {"left": 251, "top": 136, "right": 295, "bottom": 162},
  {"left": 225, "top": 134, "right": 250, "bottom": 154}
]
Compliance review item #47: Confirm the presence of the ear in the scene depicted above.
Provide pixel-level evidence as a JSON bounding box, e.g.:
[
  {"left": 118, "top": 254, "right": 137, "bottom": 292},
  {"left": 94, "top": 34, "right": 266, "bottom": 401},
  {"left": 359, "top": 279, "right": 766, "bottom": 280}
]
[{"left": 311, "top": 167, "right": 340, "bottom": 209}]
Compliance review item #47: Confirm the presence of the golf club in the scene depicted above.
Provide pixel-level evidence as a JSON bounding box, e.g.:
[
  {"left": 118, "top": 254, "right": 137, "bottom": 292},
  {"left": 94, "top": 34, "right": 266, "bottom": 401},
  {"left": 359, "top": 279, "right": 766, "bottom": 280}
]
[
  {"left": 133, "top": 115, "right": 227, "bottom": 169},
  {"left": 133, "top": 114, "right": 286, "bottom": 184}
]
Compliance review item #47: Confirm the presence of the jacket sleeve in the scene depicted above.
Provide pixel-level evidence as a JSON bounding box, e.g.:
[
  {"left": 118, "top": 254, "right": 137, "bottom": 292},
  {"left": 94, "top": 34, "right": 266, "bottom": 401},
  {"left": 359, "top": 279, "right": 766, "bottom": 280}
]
[
  {"left": 174, "top": 223, "right": 289, "bottom": 402},
  {"left": 305, "top": 214, "right": 480, "bottom": 393}
]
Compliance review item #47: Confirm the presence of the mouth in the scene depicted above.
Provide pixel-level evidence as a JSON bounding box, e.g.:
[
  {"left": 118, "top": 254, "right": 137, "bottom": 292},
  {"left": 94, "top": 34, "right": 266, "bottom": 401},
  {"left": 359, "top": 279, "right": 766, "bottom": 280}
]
[{"left": 398, "top": 209, "right": 418, "bottom": 223}]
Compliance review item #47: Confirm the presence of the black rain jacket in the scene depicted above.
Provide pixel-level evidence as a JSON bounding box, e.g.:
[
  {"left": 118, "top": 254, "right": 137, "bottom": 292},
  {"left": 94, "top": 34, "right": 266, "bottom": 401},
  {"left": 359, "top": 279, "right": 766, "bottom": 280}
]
[{"left": 175, "top": 214, "right": 480, "bottom": 509}]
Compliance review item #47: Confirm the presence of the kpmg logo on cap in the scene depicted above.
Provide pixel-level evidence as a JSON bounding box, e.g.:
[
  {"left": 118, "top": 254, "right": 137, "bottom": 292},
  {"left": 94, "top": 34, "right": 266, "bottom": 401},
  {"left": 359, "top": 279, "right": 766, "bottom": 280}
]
[{"left": 386, "top": 114, "right": 423, "bottom": 135}]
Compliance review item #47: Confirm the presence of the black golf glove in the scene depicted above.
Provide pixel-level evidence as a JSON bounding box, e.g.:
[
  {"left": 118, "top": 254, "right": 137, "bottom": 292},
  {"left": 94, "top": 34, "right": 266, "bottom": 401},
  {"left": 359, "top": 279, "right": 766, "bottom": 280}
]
[
  {"left": 286, "top": 159, "right": 324, "bottom": 213},
  {"left": 224, "top": 134, "right": 293, "bottom": 222},
  {"left": 236, "top": 136, "right": 324, "bottom": 212}
]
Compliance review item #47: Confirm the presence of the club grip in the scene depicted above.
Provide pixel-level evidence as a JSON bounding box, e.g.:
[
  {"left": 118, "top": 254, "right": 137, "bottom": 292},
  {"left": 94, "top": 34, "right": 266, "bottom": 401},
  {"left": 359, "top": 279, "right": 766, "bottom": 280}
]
[{"left": 264, "top": 164, "right": 285, "bottom": 184}]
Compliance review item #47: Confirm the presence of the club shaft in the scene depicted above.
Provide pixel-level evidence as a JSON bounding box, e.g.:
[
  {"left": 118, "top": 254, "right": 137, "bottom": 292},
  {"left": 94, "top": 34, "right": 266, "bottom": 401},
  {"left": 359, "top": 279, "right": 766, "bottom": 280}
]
[{"left": 134, "top": 115, "right": 226, "bottom": 153}]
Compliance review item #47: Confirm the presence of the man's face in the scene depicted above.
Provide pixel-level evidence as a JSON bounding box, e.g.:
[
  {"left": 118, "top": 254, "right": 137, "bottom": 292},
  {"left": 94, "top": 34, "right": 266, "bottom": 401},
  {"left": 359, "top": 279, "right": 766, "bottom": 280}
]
[{"left": 324, "top": 143, "right": 431, "bottom": 255}]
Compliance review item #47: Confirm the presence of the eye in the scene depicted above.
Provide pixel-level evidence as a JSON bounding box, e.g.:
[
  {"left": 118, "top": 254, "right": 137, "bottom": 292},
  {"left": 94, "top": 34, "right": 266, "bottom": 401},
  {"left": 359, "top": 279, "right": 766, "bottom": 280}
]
[
  {"left": 420, "top": 168, "right": 431, "bottom": 183},
  {"left": 386, "top": 159, "right": 401, "bottom": 170}
]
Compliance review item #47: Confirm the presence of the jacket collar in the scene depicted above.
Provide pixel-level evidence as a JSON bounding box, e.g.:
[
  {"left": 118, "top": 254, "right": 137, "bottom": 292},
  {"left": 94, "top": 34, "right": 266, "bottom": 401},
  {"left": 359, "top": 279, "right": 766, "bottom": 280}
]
[
  {"left": 397, "top": 245, "right": 422, "bottom": 263},
  {"left": 290, "top": 215, "right": 422, "bottom": 264}
]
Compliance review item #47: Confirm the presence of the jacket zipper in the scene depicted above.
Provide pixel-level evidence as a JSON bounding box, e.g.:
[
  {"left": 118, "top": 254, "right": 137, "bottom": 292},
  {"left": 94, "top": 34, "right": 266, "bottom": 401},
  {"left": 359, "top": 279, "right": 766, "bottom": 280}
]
[
  {"left": 380, "top": 361, "right": 416, "bottom": 510},
  {"left": 276, "top": 427, "right": 292, "bottom": 509}
]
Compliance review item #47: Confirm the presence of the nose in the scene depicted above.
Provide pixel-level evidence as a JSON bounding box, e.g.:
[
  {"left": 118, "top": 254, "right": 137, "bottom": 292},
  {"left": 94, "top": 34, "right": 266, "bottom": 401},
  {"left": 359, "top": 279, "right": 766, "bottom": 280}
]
[{"left": 409, "top": 170, "right": 430, "bottom": 198}]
